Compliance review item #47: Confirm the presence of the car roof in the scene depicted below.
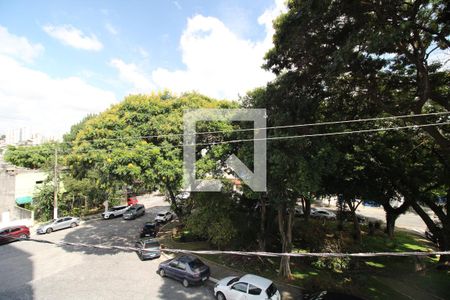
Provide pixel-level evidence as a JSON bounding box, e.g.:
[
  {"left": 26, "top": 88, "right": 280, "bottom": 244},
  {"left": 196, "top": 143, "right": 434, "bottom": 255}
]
[
  {"left": 240, "top": 274, "right": 272, "bottom": 289},
  {"left": 177, "top": 255, "right": 198, "bottom": 263},
  {"left": 0, "top": 225, "right": 27, "bottom": 230}
]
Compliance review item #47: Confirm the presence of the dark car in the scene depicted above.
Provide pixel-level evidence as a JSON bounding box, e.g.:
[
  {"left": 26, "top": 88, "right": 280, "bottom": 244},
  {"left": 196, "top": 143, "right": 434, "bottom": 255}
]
[
  {"left": 140, "top": 222, "right": 160, "bottom": 238},
  {"left": 0, "top": 225, "right": 30, "bottom": 244},
  {"left": 303, "top": 291, "right": 365, "bottom": 300},
  {"left": 123, "top": 204, "right": 145, "bottom": 220},
  {"left": 134, "top": 238, "right": 161, "bottom": 260},
  {"left": 158, "top": 255, "right": 210, "bottom": 287}
]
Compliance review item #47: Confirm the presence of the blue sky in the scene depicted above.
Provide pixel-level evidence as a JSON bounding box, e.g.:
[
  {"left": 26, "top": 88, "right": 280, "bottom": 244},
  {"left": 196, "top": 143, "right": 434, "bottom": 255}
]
[{"left": 0, "top": 0, "right": 283, "bottom": 137}]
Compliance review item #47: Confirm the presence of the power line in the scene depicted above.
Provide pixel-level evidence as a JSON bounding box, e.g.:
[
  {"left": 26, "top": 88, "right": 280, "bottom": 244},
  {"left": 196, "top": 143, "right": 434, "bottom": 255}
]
[
  {"left": 6, "top": 120, "right": 449, "bottom": 155},
  {"left": 58, "top": 111, "right": 450, "bottom": 146}
]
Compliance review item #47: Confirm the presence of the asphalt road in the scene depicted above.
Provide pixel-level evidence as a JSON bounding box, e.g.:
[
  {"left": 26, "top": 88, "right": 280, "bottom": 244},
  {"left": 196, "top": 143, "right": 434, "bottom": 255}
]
[{"left": 0, "top": 194, "right": 215, "bottom": 300}]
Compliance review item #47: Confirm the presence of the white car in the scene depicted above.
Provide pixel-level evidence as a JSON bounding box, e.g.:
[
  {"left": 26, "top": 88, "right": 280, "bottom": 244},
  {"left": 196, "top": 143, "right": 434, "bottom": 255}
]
[
  {"left": 214, "top": 274, "right": 281, "bottom": 300},
  {"left": 310, "top": 209, "right": 336, "bottom": 220},
  {"left": 154, "top": 211, "right": 173, "bottom": 223},
  {"left": 36, "top": 217, "right": 80, "bottom": 234},
  {"left": 102, "top": 205, "right": 130, "bottom": 219}
]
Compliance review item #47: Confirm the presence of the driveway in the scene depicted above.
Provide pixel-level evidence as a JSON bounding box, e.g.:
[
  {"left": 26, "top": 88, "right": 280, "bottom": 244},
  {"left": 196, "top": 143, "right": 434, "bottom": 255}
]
[{"left": 0, "top": 193, "right": 214, "bottom": 300}]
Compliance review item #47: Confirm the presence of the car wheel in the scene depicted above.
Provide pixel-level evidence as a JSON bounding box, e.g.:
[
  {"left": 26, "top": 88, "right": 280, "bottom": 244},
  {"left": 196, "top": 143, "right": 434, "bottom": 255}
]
[
  {"left": 108, "top": 214, "right": 113, "bottom": 219},
  {"left": 159, "top": 269, "right": 165, "bottom": 277},
  {"left": 216, "top": 292, "right": 226, "bottom": 300},
  {"left": 19, "top": 234, "right": 27, "bottom": 240},
  {"left": 70, "top": 222, "right": 77, "bottom": 228},
  {"left": 139, "top": 253, "right": 144, "bottom": 261},
  {"left": 46, "top": 228, "right": 53, "bottom": 234},
  {"left": 182, "top": 279, "right": 189, "bottom": 288}
]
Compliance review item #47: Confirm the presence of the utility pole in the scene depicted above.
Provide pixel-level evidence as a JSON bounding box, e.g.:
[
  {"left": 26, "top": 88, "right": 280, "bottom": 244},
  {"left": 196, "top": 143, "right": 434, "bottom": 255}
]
[{"left": 53, "top": 146, "right": 58, "bottom": 219}]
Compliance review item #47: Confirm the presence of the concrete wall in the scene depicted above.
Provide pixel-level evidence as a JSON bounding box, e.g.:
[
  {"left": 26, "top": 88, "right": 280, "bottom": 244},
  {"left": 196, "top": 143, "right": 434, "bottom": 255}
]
[
  {"left": 0, "top": 166, "right": 16, "bottom": 224},
  {"left": 15, "top": 170, "right": 46, "bottom": 199}
]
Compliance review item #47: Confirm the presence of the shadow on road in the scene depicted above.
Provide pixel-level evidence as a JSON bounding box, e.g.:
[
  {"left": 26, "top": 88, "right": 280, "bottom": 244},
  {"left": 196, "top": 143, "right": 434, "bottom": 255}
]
[
  {"left": 0, "top": 242, "right": 34, "bottom": 299},
  {"left": 60, "top": 205, "right": 169, "bottom": 255},
  {"left": 156, "top": 272, "right": 215, "bottom": 300}
]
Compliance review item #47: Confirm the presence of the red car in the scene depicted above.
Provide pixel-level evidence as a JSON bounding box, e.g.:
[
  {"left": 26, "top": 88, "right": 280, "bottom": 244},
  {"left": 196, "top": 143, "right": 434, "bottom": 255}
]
[
  {"left": 127, "top": 196, "right": 138, "bottom": 206},
  {"left": 0, "top": 225, "right": 30, "bottom": 244}
]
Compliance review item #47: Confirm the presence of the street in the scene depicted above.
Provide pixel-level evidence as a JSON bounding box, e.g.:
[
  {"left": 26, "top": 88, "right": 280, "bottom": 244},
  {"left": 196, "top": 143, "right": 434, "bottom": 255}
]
[{"left": 0, "top": 194, "right": 214, "bottom": 300}]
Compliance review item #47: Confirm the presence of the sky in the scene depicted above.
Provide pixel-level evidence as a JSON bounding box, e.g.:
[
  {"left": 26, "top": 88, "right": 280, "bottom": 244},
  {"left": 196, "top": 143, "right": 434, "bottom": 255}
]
[{"left": 0, "top": 0, "right": 285, "bottom": 138}]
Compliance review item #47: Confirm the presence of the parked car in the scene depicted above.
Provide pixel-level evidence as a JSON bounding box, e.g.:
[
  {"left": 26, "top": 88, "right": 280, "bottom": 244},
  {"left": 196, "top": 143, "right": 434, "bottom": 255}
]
[
  {"left": 140, "top": 222, "right": 160, "bottom": 238},
  {"left": 155, "top": 211, "right": 173, "bottom": 223},
  {"left": 158, "top": 255, "right": 210, "bottom": 287},
  {"left": 214, "top": 274, "right": 281, "bottom": 300},
  {"left": 0, "top": 225, "right": 30, "bottom": 244},
  {"left": 36, "top": 217, "right": 80, "bottom": 234},
  {"left": 102, "top": 205, "right": 130, "bottom": 219},
  {"left": 295, "top": 206, "right": 317, "bottom": 217},
  {"left": 362, "top": 200, "right": 381, "bottom": 207},
  {"left": 123, "top": 204, "right": 145, "bottom": 220},
  {"left": 310, "top": 209, "right": 336, "bottom": 220},
  {"left": 127, "top": 196, "right": 138, "bottom": 206},
  {"left": 303, "top": 290, "right": 365, "bottom": 300},
  {"left": 337, "top": 211, "right": 366, "bottom": 223},
  {"left": 134, "top": 238, "right": 161, "bottom": 260}
]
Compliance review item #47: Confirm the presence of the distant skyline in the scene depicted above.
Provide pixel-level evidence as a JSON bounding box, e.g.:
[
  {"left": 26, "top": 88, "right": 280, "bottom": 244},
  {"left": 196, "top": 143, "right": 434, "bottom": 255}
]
[{"left": 0, "top": 0, "right": 285, "bottom": 137}]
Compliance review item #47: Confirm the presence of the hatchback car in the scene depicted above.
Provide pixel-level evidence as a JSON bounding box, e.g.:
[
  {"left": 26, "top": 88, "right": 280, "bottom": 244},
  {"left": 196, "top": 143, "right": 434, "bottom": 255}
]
[
  {"left": 123, "top": 204, "right": 145, "bottom": 220},
  {"left": 134, "top": 238, "right": 161, "bottom": 260},
  {"left": 0, "top": 225, "right": 30, "bottom": 244},
  {"left": 158, "top": 255, "right": 210, "bottom": 287},
  {"left": 154, "top": 211, "right": 173, "bottom": 223},
  {"left": 102, "top": 205, "right": 130, "bottom": 219},
  {"left": 36, "top": 217, "right": 80, "bottom": 234},
  {"left": 140, "top": 222, "right": 160, "bottom": 238},
  {"left": 310, "top": 209, "right": 336, "bottom": 220},
  {"left": 214, "top": 274, "right": 281, "bottom": 300}
]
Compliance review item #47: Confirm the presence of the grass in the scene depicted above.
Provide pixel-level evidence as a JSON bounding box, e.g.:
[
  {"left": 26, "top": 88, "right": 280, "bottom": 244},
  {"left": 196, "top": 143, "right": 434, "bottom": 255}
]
[{"left": 162, "top": 220, "right": 449, "bottom": 300}]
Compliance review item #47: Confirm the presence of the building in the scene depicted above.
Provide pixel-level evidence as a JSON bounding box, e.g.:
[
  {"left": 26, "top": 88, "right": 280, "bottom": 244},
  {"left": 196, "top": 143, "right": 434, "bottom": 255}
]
[{"left": 0, "top": 163, "right": 46, "bottom": 227}]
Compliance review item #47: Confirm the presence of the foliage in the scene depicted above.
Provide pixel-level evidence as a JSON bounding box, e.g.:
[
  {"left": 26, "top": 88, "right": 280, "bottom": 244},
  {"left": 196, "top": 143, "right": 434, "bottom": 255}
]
[{"left": 4, "top": 143, "right": 56, "bottom": 169}]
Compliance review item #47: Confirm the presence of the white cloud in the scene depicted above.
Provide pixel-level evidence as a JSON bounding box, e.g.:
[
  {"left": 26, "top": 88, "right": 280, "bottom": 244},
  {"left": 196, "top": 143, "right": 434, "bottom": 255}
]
[
  {"left": 105, "top": 22, "right": 118, "bottom": 35},
  {"left": 43, "top": 24, "right": 103, "bottom": 51},
  {"left": 110, "top": 59, "right": 154, "bottom": 93},
  {"left": 0, "top": 26, "right": 44, "bottom": 63},
  {"left": 0, "top": 54, "right": 116, "bottom": 137},
  {"left": 111, "top": 0, "right": 286, "bottom": 100}
]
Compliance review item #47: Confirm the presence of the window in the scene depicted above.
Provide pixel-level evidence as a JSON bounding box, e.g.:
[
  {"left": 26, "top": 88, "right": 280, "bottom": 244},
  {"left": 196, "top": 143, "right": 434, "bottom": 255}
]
[
  {"left": 231, "top": 283, "right": 248, "bottom": 293},
  {"left": 176, "top": 262, "right": 186, "bottom": 270},
  {"left": 57, "top": 219, "right": 64, "bottom": 223},
  {"left": 10, "top": 228, "right": 21, "bottom": 233},
  {"left": 169, "top": 261, "right": 178, "bottom": 268},
  {"left": 248, "top": 284, "right": 261, "bottom": 295},
  {"left": 266, "top": 283, "right": 278, "bottom": 298}
]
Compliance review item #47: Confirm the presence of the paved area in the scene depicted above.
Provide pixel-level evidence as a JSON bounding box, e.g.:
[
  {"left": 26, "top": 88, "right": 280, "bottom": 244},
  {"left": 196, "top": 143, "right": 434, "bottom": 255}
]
[{"left": 0, "top": 194, "right": 214, "bottom": 300}]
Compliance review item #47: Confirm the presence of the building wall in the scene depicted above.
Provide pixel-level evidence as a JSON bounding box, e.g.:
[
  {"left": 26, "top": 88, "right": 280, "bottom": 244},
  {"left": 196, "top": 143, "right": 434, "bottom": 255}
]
[
  {"left": 15, "top": 171, "right": 46, "bottom": 199},
  {"left": 0, "top": 166, "right": 16, "bottom": 223}
]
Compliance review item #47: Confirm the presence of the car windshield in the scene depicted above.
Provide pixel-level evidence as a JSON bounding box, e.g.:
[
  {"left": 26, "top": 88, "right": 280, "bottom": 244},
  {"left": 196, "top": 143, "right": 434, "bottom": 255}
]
[
  {"left": 266, "top": 283, "right": 278, "bottom": 297},
  {"left": 145, "top": 224, "right": 156, "bottom": 229},
  {"left": 144, "top": 241, "right": 160, "bottom": 248},
  {"left": 188, "top": 258, "right": 205, "bottom": 270},
  {"left": 227, "top": 277, "right": 240, "bottom": 286},
  {"left": 157, "top": 213, "right": 165, "bottom": 217},
  {"left": 45, "top": 219, "right": 56, "bottom": 225}
]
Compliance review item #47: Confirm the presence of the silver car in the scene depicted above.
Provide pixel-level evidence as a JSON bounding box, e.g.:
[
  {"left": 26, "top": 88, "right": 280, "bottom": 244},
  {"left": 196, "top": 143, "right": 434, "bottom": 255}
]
[{"left": 36, "top": 216, "right": 80, "bottom": 234}]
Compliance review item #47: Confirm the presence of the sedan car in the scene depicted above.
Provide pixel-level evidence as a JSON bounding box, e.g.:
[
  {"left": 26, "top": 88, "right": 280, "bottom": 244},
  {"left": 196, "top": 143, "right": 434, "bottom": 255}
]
[
  {"left": 134, "top": 238, "right": 161, "bottom": 260},
  {"left": 214, "top": 274, "right": 281, "bottom": 300},
  {"left": 123, "top": 204, "right": 145, "bottom": 220},
  {"left": 140, "top": 222, "right": 160, "bottom": 238},
  {"left": 36, "top": 217, "right": 80, "bottom": 234},
  {"left": 155, "top": 211, "right": 173, "bottom": 223},
  {"left": 310, "top": 209, "right": 336, "bottom": 220},
  {"left": 0, "top": 225, "right": 30, "bottom": 244},
  {"left": 158, "top": 255, "right": 210, "bottom": 287},
  {"left": 102, "top": 205, "right": 130, "bottom": 219}
]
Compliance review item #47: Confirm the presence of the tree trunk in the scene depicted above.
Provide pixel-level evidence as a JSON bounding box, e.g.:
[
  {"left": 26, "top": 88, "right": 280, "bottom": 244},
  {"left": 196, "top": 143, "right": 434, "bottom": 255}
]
[
  {"left": 277, "top": 206, "right": 293, "bottom": 278},
  {"left": 345, "top": 198, "right": 362, "bottom": 242},
  {"left": 165, "top": 182, "right": 183, "bottom": 221},
  {"left": 258, "top": 196, "right": 267, "bottom": 251},
  {"left": 385, "top": 211, "right": 396, "bottom": 238}
]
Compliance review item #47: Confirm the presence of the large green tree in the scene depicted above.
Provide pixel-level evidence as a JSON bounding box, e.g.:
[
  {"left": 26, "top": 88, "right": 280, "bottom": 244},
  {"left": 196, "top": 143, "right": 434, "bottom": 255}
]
[{"left": 266, "top": 0, "right": 450, "bottom": 263}]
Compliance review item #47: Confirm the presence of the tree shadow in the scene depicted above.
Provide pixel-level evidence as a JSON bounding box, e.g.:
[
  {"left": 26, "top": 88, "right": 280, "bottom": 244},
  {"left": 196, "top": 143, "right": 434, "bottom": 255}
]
[
  {"left": 60, "top": 205, "right": 170, "bottom": 255},
  {"left": 0, "top": 242, "right": 34, "bottom": 299},
  {"left": 156, "top": 272, "right": 215, "bottom": 300}
]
